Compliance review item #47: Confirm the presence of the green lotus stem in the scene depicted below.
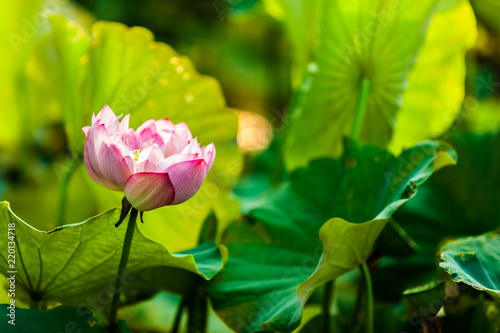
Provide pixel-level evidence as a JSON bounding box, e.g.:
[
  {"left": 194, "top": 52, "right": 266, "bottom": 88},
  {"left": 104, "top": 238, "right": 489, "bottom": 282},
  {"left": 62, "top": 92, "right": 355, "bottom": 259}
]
[
  {"left": 56, "top": 154, "right": 80, "bottom": 226},
  {"left": 172, "top": 298, "right": 186, "bottom": 333},
  {"left": 321, "top": 280, "right": 335, "bottom": 332},
  {"left": 351, "top": 274, "right": 365, "bottom": 327},
  {"left": 361, "top": 262, "right": 374, "bottom": 333},
  {"left": 107, "top": 208, "right": 138, "bottom": 332},
  {"left": 187, "top": 284, "right": 208, "bottom": 333},
  {"left": 351, "top": 78, "right": 371, "bottom": 140}
]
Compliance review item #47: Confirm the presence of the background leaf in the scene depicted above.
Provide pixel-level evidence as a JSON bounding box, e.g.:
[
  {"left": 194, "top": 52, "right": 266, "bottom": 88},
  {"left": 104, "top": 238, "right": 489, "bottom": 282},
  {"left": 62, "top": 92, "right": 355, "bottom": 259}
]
[
  {"left": 283, "top": 0, "right": 437, "bottom": 169},
  {"left": 440, "top": 233, "right": 500, "bottom": 302},
  {"left": 280, "top": 0, "right": 475, "bottom": 170},
  {"left": 262, "top": 0, "right": 323, "bottom": 88},
  {"left": 388, "top": 0, "right": 477, "bottom": 153},
  {"left": 470, "top": 0, "right": 500, "bottom": 35},
  {"left": 0, "top": 0, "right": 93, "bottom": 153}
]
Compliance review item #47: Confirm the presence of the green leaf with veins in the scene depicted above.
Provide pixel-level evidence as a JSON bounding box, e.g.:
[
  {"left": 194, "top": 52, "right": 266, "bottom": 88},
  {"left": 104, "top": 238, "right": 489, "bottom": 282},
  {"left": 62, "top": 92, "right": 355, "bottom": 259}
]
[
  {"left": 29, "top": 16, "right": 242, "bottom": 251},
  {"left": 207, "top": 139, "right": 456, "bottom": 332},
  {"left": 280, "top": 0, "right": 475, "bottom": 170},
  {"left": 0, "top": 202, "right": 226, "bottom": 308},
  {"left": 440, "top": 233, "right": 500, "bottom": 303},
  {"left": 283, "top": 0, "right": 436, "bottom": 169},
  {"left": 373, "top": 131, "right": 500, "bottom": 301}
]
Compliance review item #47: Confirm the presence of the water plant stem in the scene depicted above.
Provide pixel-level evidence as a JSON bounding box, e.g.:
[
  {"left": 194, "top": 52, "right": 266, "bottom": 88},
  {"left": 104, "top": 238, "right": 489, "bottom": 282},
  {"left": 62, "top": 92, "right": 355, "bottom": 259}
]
[
  {"left": 361, "top": 262, "right": 374, "bottom": 333},
  {"left": 351, "top": 78, "right": 371, "bottom": 140},
  {"left": 107, "top": 208, "right": 138, "bottom": 332},
  {"left": 322, "top": 280, "right": 335, "bottom": 332},
  {"left": 187, "top": 284, "right": 208, "bottom": 333},
  {"left": 172, "top": 298, "right": 186, "bottom": 333}
]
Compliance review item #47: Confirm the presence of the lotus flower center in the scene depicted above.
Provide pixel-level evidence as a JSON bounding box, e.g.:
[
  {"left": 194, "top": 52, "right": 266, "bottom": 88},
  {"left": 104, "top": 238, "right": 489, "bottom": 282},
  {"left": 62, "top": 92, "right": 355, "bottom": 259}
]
[{"left": 132, "top": 150, "right": 141, "bottom": 161}]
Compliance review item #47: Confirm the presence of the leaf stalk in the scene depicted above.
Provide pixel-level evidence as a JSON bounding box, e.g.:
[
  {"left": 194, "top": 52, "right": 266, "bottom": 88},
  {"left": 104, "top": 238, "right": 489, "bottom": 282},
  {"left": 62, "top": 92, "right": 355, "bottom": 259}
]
[
  {"left": 361, "top": 262, "right": 374, "bottom": 333},
  {"left": 107, "top": 207, "right": 138, "bottom": 332},
  {"left": 321, "top": 280, "right": 335, "bottom": 332},
  {"left": 351, "top": 78, "right": 371, "bottom": 140}
]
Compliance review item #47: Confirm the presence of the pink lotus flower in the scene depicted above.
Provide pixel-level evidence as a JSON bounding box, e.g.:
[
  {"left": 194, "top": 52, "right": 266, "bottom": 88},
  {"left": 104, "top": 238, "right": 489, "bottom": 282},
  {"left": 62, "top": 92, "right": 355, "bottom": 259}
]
[{"left": 82, "top": 105, "right": 215, "bottom": 211}]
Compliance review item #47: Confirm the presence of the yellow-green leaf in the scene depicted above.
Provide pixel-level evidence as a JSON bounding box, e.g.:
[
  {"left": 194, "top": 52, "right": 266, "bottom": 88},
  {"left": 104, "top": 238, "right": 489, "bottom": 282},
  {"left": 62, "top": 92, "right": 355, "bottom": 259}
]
[{"left": 388, "top": 0, "right": 477, "bottom": 153}]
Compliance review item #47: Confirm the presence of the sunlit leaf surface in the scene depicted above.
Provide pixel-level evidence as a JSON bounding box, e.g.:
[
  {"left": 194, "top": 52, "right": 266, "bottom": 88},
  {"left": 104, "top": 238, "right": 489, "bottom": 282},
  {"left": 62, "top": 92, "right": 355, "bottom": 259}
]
[
  {"left": 262, "top": 0, "right": 323, "bottom": 87},
  {"left": 389, "top": 0, "right": 477, "bottom": 153},
  {"left": 0, "top": 0, "right": 93, "bottom": 152}
]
